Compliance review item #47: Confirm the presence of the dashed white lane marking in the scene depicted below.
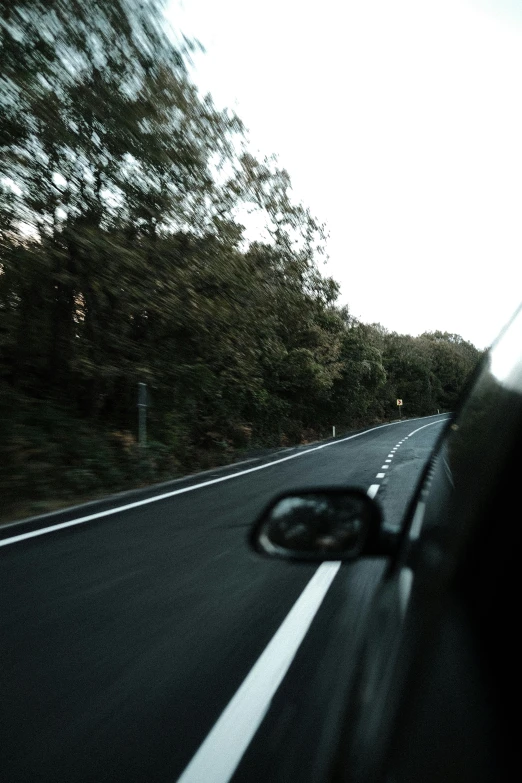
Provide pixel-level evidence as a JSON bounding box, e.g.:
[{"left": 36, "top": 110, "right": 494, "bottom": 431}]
[
  {"left": 367, "top": 484, "right": 380, "bottom": 499},
  {"left": 175, "top": 562, "right": 341, "bottom": 783},
  {"left": 391, "top": 420, "right": 446, "bottom": 621},
  {"left": 371, "top": 417, "right": 448, "bottom": 508},
  {"left": 1, "top": 417, "right": 445, "bottom": 549}
]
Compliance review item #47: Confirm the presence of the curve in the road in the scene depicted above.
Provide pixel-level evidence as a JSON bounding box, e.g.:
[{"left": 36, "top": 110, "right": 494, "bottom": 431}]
[{"left": 0, "top": 416, "right": 448, "bottom": 549}]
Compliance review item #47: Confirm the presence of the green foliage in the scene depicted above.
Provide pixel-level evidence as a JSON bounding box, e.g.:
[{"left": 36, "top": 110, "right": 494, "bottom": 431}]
[{"left": 0, "top": 1, "right": 484, "bottom": 519}]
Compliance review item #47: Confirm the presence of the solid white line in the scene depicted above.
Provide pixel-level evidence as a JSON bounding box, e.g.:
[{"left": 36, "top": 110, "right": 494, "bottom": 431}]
[
  {"left": 376, "top": 473, "right": 385, "bottom": 479},
  {"left": 0, "top": 418, "right": 425, "bottom": 548},
  {"left": 367, "top": 484, "right": 380, "bottom": 498},
  {"left": 175, "top": 561, "right": 341, "bottom": 783},
  {"left": 407, "top": 420, "right": 443, "bottom": 437}
]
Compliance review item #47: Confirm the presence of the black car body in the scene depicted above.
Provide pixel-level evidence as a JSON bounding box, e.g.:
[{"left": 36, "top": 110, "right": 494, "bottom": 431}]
[{"left": 252, "top": 306, "right": 521, "bottom": 782}]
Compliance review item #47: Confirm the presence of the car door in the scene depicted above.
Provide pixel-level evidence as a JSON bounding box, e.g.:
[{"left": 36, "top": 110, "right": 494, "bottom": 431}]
[{"left": 335, "top": 307, "right": 522, "bottom": 783}]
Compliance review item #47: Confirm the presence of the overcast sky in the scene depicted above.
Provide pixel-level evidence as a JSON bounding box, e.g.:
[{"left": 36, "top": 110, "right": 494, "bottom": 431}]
[{"left": 170, "top": 0, "right": 522, "bottom": 349}]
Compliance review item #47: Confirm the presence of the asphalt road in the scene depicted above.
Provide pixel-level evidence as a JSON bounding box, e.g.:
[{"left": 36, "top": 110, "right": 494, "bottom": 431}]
[{"left": 0, "top": 415, "right": 449, "bottom": 783}]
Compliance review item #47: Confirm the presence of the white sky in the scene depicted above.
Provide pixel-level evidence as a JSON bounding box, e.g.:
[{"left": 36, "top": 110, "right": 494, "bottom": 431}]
[{"left": 169, "top": 0, "right": 522, "bottom": 349}]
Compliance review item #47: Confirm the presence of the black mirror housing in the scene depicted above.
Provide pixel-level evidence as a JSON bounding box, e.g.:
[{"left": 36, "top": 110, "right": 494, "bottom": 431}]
[{"left": 250, "top": 487, "right": 393, "bottom": 562}]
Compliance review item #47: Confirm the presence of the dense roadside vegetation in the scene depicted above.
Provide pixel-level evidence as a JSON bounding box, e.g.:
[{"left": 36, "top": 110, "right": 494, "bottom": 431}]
[{"left": 0, "top": 1, "right": 483, "bottom": 519}]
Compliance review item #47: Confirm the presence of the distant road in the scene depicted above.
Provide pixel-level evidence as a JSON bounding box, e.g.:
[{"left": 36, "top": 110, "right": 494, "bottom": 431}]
[{"left": 0, "top": 415, "right": 449, "bottom": 783}]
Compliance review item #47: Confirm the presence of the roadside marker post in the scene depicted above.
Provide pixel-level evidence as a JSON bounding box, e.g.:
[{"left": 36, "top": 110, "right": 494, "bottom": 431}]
[{"left": 138, "top": 383, "right": 147, "bottom": 448}]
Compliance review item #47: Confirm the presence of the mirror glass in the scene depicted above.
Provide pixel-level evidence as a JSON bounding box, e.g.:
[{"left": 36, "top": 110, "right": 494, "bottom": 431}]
[{"left": 253, "top": 489, "right": 381, "bottom": 561}]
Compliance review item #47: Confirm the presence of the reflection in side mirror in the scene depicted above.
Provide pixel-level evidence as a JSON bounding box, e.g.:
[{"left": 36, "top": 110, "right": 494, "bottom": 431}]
[{"left": 250, "top": 488, "right": 384, "bottom": 562}]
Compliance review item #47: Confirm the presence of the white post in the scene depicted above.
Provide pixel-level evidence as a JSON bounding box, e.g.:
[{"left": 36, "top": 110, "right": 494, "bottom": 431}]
[
  {"left": 332, "top": 426, "right": 336, "bottom": 438},
  {"left": 138, "top": 383, "right": 147, "bottom": 448}
]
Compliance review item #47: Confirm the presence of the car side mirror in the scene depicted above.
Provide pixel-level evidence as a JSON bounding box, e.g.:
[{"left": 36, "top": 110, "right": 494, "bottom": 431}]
[{"left": 250, "top": 487, "right": 395, "bottom": 562}]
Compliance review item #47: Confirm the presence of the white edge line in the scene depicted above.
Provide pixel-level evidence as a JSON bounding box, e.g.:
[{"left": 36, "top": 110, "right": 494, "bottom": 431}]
[
  {"left": 407, "top": 420, "right": 443, "bottom": 437},
  {"left": 175, "top": 561, "right": 341, "bottom": 783},
  {"left": 0, "top": 418, "right": 428, "bottom": 548}
]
